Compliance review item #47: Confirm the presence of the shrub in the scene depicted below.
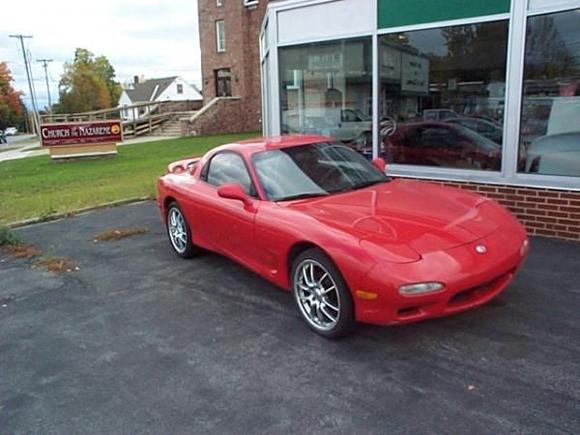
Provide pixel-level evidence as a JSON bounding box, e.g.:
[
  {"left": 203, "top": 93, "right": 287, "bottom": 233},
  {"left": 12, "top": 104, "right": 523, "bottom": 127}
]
[{"left": 0, "top": 226, "right": 22, "bottom": 246}]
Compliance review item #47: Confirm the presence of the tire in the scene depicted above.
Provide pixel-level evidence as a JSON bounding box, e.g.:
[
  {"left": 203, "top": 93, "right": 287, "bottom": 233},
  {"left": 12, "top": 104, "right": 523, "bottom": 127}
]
[
  {"left": 291, "top": 248, "right": 355, "bottom": 338},
  {"left": 166, "top": 202, "right": 199, "bottom": 259}
]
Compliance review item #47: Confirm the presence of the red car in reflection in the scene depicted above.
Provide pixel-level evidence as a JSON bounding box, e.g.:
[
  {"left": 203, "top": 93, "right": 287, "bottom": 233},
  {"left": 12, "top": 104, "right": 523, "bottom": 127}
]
[
  {"left": 384, "top": 121, "right": 502, "bottom": 170},
  {"left": 157, "top": 135, "right": 528, "bottom": 338}
]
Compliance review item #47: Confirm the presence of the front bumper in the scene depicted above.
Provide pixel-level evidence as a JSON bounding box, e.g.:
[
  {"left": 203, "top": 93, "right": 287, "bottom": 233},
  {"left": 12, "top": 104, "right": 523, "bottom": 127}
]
[{"left": 354, "top": 228, "right": 528, "bottom": 325}]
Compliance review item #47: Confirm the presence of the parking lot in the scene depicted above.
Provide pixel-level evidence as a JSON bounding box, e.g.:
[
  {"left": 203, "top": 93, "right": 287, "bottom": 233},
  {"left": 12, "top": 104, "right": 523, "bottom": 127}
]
[{"left": 1, "top": 201, "right": 579, "bottom": 434}]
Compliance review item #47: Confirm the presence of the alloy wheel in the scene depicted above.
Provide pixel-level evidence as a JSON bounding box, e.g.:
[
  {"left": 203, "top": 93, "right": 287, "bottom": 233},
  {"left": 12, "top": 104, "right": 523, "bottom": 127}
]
[
  {"left": 168, "top": 207, "right": 188, "bottom": 254},
  {"left": 293, "top": 259, "right": 341, "bottom": 331}
]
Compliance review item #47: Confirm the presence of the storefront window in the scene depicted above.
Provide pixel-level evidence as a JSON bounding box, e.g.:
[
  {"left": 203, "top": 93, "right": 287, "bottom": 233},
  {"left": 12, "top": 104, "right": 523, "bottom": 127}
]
[
  {"left": 279, "top": 38, "right": 373, "bottom": 158},
  {"left": 379, "top": 20, "right": 508, "bottom": 171},
  {"left": 519, "top": 8, "right": 580, "bottom": 177}
]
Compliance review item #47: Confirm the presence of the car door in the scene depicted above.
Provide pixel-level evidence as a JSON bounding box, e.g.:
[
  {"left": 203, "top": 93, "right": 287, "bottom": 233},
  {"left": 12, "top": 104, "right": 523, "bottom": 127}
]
[
  {"left": 421, "top": 126, "right": 459, "bottom": 167},
  {"left": 401, "top": 126, "right": 427, "bottom": 164},
  {"left": 193, "top": 151, "right": 258, "bottom": 264}
]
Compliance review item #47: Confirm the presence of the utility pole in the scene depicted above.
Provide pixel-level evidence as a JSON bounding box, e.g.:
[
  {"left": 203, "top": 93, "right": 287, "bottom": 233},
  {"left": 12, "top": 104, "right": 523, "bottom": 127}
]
[
  {"left": 9, "top": 34, "right": 40, "bottom": 135},
  {"left": 37, "top": 58, "right": 53, "bottom": 115}
]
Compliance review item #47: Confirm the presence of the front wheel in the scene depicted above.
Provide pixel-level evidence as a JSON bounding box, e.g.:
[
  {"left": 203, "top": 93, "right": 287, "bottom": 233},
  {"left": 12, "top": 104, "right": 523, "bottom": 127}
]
[
  {"left": 291, "top": 248, "right": 355, "bottom": 338},
  {"left": 166, "top": 202, "right": 199, "bottom": 258}
]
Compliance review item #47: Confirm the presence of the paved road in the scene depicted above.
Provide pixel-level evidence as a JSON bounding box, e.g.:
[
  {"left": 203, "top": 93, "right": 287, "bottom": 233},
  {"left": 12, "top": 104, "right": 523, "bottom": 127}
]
[{"left": 1, "top": 202, "right": 579, "bottom": 434}]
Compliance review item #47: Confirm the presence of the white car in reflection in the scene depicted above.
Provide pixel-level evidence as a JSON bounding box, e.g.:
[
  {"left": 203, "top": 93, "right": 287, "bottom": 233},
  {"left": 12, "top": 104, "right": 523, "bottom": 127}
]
[
  {"left": 525, "top": 132, "right": 580, "bottom": 176},
  {"left": 282, "top": 108, "right": 372, "bottom": 144}
]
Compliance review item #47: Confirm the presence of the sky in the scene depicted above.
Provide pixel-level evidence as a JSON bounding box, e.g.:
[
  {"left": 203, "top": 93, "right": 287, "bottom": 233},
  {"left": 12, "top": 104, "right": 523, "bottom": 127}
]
[{"left": 0, "top": 0, "right": 201, "bottom": 110}]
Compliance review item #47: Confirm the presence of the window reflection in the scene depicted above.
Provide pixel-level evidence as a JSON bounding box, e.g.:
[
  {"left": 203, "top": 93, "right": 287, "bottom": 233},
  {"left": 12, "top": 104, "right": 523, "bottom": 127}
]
[
  {"left": 279, "top": 38, "right": 373, "bottom": 158},
  {"left": 379, "top": 21, "right": 508, "bottom": 171},
  {"left": 520, "top": 9, "right": 580, "bottom": 177}
]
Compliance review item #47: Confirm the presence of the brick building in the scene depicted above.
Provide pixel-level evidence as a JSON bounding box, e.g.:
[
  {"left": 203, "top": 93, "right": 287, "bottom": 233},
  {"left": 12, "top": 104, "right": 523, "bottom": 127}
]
[{"left": 197, "top": 0, "right": 269, "bottom": 133}]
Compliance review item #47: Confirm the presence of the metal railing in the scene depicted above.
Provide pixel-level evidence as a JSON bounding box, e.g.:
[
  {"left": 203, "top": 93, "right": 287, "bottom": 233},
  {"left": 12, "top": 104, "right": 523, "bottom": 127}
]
[{"left": 40, "top": 101, "right": 197, "bottom": 137}]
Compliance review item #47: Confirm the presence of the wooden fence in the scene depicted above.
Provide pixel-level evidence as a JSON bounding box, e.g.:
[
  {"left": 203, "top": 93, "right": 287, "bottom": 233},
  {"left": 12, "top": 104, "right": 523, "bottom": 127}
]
[{"left": 39, "top": 101, "right": 199, "bottom": 138}]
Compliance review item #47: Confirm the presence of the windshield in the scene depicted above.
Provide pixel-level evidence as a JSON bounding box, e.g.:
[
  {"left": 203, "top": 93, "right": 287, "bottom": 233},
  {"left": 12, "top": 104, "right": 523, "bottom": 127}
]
[
  {"left": 252, "top": 143, "right": 389, "bottom": 201},
  {"left": 354, "top": 109, "right": 371, "bottom": 122}
]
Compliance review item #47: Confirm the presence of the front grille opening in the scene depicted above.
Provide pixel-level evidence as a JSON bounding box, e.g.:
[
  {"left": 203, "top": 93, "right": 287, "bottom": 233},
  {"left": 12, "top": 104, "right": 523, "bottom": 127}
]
[
  {"left": 449, "top": 285, "right": 486, "bottom": 305},
  {"left": 398, "top": 306, "right": 420, "bottom": 317},
  {"left": 448, "top": 271, "right": 513, "bottom": 307}
]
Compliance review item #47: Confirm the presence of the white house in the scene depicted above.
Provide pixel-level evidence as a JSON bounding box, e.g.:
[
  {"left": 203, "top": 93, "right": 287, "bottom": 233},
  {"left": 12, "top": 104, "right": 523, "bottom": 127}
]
[{"left": 118, "top": 76, "right": 203, "bottom": 120}]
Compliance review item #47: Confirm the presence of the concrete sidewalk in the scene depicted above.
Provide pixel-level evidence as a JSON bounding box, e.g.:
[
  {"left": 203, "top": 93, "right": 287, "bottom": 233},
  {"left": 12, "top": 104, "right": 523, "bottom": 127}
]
[
  {"left": 0, "top": 135, "right": 180, "bottom": 163},
  {"left": 1, "top": 201, "right": 579, "bottom": 433}
]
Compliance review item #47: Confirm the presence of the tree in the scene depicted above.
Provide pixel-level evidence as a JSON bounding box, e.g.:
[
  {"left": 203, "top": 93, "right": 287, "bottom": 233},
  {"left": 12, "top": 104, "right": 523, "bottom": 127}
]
[
  {"left": 0, "top": 61, "right": 25, "bottom": 130},
  {"left": 58, "top": 48, "right": 122, "bottom": 113}
]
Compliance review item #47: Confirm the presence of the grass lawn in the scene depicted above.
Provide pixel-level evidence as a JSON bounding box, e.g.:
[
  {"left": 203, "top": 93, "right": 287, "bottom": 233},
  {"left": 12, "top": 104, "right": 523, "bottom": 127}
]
[{"left": 0, "top": 132, "right": 258, "bottom": 225}]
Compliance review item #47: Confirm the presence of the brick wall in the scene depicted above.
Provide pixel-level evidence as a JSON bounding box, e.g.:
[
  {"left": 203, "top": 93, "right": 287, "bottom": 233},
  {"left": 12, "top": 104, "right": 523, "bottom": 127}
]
[
  {"left": 400, "top": 177, "right": 580, "bottom": 241},
  {"left": 181, "top": 97, "right": 245, "bottom": 136},
  {"left": 159, "top": 100, "right": 203, "bottom": 113},
  {"left": 198, "top": 0, "right": 268, "bottom": 132}
]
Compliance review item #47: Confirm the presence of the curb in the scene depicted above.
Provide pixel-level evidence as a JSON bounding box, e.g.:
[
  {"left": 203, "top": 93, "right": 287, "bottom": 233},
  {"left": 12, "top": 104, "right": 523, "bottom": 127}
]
[{"left": 7, "top": 196, "right": 155, "bottom": 229}]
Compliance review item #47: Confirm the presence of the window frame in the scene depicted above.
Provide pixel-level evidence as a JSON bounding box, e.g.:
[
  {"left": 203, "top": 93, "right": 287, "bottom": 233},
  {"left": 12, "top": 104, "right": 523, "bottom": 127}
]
[
  {"left": 264, "top": 0, "right": 580, "bottom": 190},
  {"left": 200, "top": 151, "right": 259, "bottom": 198},
  {"left": 515, "top": 5, "right": 580, "bottom": 179},
  {"left": 214, "top": 68, "right": 232, "bottom": 97},
  {"left": 216, "top": 20, "right": 226, "bottom": 53}
]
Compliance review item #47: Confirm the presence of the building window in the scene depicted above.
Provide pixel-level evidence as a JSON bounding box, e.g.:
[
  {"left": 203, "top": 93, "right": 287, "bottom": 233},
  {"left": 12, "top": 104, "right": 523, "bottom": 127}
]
[
  {"left": 215, "top": 68, "right": 232, "bottom": 97},
  {"left": 216, "top": 0, "right": 222, "bottom": 6},
  {"left": 519, "top": 8, "right": 580, "bottom": 177},
  {"left": 378, "top": 20, "right": 508, "bottom": 171},
  {"left": 216, "top": 20, "right": 226, "bottom": 53},
  {"left": 279, "top": 38, "right": 373, "bottom": 158},
  {"left": 176, "top": 83, "right": 183, "bottom": 94}
]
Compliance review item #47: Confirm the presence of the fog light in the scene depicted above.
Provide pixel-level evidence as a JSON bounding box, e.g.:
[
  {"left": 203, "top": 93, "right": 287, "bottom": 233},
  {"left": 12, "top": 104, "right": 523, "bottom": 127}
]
[
  {"left": 399, "top": 282, "right": 444, "bottom": 296},
  {"left": 520, "top": 239, "right": 530, "bottom": 257}
]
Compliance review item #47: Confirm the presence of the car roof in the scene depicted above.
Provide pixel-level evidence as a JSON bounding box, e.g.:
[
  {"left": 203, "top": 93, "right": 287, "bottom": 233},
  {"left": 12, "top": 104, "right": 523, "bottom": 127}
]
[{"left": 212, "top": 135, "right": 334, "bottom": 156}]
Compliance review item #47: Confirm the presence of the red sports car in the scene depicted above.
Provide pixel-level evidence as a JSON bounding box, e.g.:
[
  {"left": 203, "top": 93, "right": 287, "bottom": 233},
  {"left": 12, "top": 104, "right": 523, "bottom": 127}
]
[{"left": 157, "top": 135, "right": 529, "bottom": 338}]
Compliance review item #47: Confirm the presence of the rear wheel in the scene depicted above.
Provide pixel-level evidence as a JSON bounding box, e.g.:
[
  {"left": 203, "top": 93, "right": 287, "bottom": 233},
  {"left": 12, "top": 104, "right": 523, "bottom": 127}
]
[
  {"left": 166, "top": 202, "right": 198, "bottom": 258},
  {"left": 291, "top": 248, "right": 355, "bottom": 338}
]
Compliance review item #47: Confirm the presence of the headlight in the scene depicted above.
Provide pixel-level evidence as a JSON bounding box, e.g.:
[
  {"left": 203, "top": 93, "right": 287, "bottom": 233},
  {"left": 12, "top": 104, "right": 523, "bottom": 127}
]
[
  {"left": 399, "top": 282, "right": 444, "bottom": 296},
  {"left": 520, "top": 238, "right": 530, "bottom": 257}
]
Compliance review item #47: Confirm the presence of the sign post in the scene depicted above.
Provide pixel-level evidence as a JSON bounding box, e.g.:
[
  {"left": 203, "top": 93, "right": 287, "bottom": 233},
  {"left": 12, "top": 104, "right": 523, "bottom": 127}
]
[{"left": 40, "top": 120, "right": 123, "bottom": 160}]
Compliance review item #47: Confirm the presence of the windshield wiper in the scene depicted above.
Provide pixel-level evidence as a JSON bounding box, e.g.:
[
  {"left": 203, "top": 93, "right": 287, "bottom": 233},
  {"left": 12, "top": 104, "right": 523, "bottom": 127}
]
[
  {"left": 329, "top": 179, "right": 388, "bottom": 194},
  {"left": 276, "top": 192, "right": 329, "bottom": 202},
  {"left": 353, "top": 179, "right": 389, "bottom": 190}
]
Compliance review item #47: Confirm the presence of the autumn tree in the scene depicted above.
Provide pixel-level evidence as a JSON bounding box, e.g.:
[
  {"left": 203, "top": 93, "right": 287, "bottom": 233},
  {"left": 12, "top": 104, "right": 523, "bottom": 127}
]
[
  {"left": 0, "top": 61, "right": 25, "bottom": 130},
  {"left": 57, "top": 48, "right": 122, "bottom": 113}
]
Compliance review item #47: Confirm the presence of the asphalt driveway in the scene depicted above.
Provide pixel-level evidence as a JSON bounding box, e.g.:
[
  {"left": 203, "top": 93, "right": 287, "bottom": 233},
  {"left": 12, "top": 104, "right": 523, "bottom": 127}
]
[{"left": 1, "top": 201, "right": 579, "bottom": 434}]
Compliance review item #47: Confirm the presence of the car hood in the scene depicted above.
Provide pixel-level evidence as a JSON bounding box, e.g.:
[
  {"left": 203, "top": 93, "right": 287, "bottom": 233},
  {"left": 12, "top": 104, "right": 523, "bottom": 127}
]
[{"left": 283, "top": 180, "right": 498, "bottom": 256}]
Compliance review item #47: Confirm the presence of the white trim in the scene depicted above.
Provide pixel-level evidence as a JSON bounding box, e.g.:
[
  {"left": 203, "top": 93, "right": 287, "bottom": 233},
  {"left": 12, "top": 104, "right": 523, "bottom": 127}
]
[
  {"left": 501, "top": 0, "right": 528, "bottom": 179},
  {"left": 372, "top": 30, "right": 379, "bottom": 160},
  {"left": 267, "top": 0, "right": 344, "bottom": 14},
  {"left": 216, "top": 20, "right": 226, "bottom": 53},
  {"left": 528, "top": 0, "right": 580, "bottom": 15},
  {"left": 270, "top": 12, "right": 281, "bottom": 136},
  {"left": 276, "top": 31, "right": 374, "bottom": 48},
  {"left": 389, "top": 165, "right": 580, "bottom": 191},
  {"left": 377, "top": 13, "right": 510, "bottom": 35}
]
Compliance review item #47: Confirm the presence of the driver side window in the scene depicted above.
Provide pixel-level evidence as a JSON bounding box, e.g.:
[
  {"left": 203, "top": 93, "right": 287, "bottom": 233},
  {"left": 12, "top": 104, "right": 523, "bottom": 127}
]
[
  {"left": 341, "top": 110, "right": 359, "bottom": 123},
  {"left": 204, "top": 152, "right": 255, "bottom": 196}
]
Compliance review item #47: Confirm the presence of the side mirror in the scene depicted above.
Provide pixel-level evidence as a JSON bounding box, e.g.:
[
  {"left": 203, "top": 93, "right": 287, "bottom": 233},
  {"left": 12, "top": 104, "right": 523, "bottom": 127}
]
[
  {"left": 217, "top": 183, "right": 255, "bottom": 211},
  {"left": 372, "top": 157, "right": 386, "bottom": 173}
]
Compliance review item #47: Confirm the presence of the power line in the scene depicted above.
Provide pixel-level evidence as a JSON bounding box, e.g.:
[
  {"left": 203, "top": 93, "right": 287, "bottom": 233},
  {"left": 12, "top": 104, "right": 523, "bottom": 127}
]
[
  {"left": 37, "top": 58, "right": 54, "bottom": 113},
  {"left": 9, "top": 34, "right": 40, "bottom": 135}
]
